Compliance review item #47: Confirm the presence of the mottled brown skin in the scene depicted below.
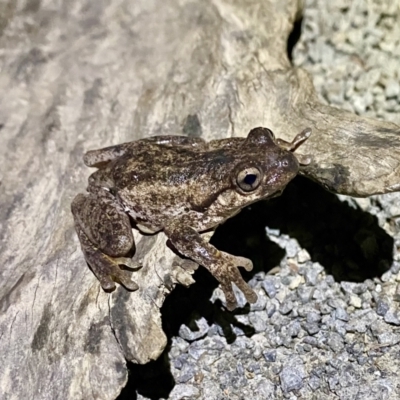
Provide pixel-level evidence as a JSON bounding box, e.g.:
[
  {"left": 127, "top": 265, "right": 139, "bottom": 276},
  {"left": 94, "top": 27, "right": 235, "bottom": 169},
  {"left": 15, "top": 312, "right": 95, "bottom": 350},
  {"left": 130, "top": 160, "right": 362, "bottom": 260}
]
[{"left": 72, "top": 127, "right": 311, "bottom": 310}]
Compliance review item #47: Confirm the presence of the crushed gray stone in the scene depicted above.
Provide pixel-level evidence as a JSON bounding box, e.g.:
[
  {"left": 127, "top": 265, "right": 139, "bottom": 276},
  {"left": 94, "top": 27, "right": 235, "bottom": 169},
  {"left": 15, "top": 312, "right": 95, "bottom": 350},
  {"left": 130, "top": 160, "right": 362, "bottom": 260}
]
[
  {"left": 178, "top": 317, "right": 210, "bottom": 341},
  {"left": 334, "top": 307, "right": 349, "bottom": 321},
  {"left": 384, "top": 309, "right": 400, "bottom": 325},
  {"left": 304, "top": 263, "right": 323, "bottom": 285},
  {"left": 376, "top": 298, "right": 390, "bottom": 316},
  {"left": 262, "top": 277, "right": 278, "bottom": 298},
  {"left": 168, "top": 384, "right": 201, "bottom": 400},
  {"left": 263, "top": 349, "right": 277, "bottom": 363}
]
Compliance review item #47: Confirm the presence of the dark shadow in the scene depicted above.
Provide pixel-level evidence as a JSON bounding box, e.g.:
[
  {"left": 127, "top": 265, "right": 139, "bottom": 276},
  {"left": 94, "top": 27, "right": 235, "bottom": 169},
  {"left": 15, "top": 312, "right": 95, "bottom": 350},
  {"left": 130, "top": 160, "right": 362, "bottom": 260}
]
[
  {"left": 263, "top": 176, "right": 393, "bottom": 281},
  {"left": 287, "top": 16, "right": 303, "bottom": 62},
  {"left": 118, "top": 176, "right": 393, "bottom": 399},
  {"left": 118, "top": 351, "right": 174, "bottom": 400}
]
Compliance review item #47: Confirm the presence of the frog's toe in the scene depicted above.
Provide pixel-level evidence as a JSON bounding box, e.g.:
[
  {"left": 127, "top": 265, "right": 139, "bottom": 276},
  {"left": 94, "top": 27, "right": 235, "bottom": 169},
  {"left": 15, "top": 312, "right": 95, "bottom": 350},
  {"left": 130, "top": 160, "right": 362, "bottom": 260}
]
[
  {"left": 98, "top": 274, "right": 117, "bottom": 291},
  {"left": 221, "top": 252, "right": 253, "bottom": 272},
  {"left": 86, "top": 252, "right": 139, "bottom": 292},
  {"left": 216, "top": 256, "right": 258, "bottom": 309},
  {"left": 114, "top": 256, "right": 142, "bottom": 270},
  {"left": 115, "top": 273, "right": 139, "bottom": 291},
  {"left": 236, "top": 256, "right": 253, "bottom": 272},
  {"left": 230, "top": 269, "right": 258, "bottom": 305},
  {"left": 241, "top": 284, "right": 258, "bottom": 304},
  {"left": 221, "top": 284, "right": 238, "bottom": 311}
]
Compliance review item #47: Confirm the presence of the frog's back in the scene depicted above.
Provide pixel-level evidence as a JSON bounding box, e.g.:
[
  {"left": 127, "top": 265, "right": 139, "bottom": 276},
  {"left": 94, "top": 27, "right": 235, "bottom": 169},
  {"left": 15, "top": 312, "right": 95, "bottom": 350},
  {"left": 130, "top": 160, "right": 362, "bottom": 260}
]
[{"left": 114, "top": 143, "right": 237, "bottom": 222}]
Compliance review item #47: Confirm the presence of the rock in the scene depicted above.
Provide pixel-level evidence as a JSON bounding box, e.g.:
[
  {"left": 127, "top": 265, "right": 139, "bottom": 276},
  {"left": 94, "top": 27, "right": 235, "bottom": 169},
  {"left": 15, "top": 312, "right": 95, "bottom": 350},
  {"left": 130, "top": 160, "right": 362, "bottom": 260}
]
[
  {"left": 262, "top": 277, "right": 278, "bottom": 299},
  {"left": 334, "top": 308, "right": 349, "bottom": 322},
  {"left": 179, "top": 317, "right": 210, "bottom": 341},
  {"left": 304, "top": 264, "right": 323, "bottom": 286},
  {"left": 376, "top": 298, "right": 390, "bottom": 316},
  {"left": 327, "top": 333, "right": 345, "bottom": 352},
  {"left": 385, "top": 79, "right": 400, "bottom": 98},
  {"left": 169, "top": 384, "right": 201, "bottom": 400},
  {"left": 279, "top": 358, "right": 306, "bottom": 393},
  {"left": 384, "top": 309, "right": 400, "bottom": 325},
  {"left": 349, "top": 295, "right": 362, "bottom": 308},
  {"left": 263, "top": 350, "right": 277, "bottom": 363},
  {"left": 297, "top": 249, "right": 311, "bottom": 263}
]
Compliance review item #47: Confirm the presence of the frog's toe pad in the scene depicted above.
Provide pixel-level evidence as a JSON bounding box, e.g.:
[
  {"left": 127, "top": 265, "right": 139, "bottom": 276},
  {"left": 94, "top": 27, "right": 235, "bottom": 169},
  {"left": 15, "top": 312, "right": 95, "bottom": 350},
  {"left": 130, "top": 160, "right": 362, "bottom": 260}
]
[
  {"left": 114, "top": 256, "right": 142, "bottom": 270},
  {"left": 116, "top": 273, "right": 139, "bottom": 291},
  {"left": 235, "top": 256, "right": 253, "bottom": 272},
  {"left": 98, "top": 275, "right": 117, "bottom": 291}
]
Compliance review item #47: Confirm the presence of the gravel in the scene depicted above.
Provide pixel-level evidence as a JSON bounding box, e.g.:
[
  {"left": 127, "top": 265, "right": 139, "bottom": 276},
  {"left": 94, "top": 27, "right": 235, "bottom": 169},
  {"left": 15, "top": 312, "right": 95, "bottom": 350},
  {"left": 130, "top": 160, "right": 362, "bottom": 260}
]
[{"left": 134, "top": 1, "right": 400, "bottom": 398}]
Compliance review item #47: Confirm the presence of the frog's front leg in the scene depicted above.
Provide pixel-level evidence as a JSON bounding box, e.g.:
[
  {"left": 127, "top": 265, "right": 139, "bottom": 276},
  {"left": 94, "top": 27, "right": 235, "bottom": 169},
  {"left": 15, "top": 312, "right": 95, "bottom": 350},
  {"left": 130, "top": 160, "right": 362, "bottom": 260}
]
[
  {"left": 71, "top": 188, "right": 139, "bottom": 291},
  {"left": 165, "top": 224, "right": 257, "bottom": 310}
]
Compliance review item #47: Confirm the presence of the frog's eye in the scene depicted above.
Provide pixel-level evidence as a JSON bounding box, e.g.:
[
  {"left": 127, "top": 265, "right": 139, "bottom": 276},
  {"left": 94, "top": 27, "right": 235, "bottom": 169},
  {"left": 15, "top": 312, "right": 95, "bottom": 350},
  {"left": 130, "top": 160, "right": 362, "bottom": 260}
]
[{"left": 236, "top": 167, "right": 262, "bottom": 192}]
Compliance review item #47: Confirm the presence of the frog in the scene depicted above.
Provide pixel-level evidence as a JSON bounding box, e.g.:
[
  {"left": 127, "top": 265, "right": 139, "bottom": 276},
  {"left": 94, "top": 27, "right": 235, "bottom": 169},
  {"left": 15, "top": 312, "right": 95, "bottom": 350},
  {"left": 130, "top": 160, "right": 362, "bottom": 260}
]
[{"left": 71, "top": 127, "right": 311, "bottom": 310}]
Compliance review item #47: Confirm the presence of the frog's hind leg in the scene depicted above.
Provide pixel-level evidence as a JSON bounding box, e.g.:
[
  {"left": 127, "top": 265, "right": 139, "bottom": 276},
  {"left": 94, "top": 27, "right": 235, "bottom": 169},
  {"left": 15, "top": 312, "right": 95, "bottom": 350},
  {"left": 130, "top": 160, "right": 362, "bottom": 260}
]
[{"left": 71, "top": 191, "right": 140, "bottom": 291}]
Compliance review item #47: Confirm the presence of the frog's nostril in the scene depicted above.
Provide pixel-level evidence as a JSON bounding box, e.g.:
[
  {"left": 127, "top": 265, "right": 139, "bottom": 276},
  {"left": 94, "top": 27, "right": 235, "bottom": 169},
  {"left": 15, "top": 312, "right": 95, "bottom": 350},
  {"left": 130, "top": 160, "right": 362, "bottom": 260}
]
[{"left": 281, "top": 160, "right": 289, "bottom": 167}]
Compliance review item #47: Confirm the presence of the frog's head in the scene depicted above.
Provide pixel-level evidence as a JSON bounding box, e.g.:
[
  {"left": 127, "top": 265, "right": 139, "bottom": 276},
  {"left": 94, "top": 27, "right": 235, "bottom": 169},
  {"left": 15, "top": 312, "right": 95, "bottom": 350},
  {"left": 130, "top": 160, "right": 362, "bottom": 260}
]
[{"left": 217, "top": 127, "right": 311, "bottom": 211}]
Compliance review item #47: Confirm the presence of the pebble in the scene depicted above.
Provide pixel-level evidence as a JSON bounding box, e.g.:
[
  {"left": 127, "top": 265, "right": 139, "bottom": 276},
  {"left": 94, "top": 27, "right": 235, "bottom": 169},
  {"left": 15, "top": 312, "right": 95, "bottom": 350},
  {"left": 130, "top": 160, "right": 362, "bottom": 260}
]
[
  {"left": 349, "top": 295, "right": 362, "bottom": 308},
  {"left": 178, "top": 317, "right": 210, "bottom": 341},
  {"left": 307, "top": 312, "right": 322, "bottom": 324},
  {"left": 385, "top": 79, "right": 400, "bottom": 98},
  {"left": 262, "top": 277, "right": 277, "bottom": 299},
  {"left": 250, "top": 291, "right": 267, "bottom": 311},
  {"left": 297, "top": 286, "right": 315, "bottom": 303},
  {"left": 302, "top": 322, "right": 320, "bottom": 336},
  {"left": 279, "top": 359, "right": 305, "bottom": 393},
  {"left": 289, "top": 275, "right": 304, "bottom": 290},
  {"left": 280, "top": 367, "right": 304, "bottom": 392},
  {"left": 169, "top": 384, "right": 200, "bottom": 400},
  {"left": 327, "top": 333, "right": 345, "bottom": 352},
  {"left": 279, "top": 301, "right": 294, "bottom": 315},
  {"left": 286, "top": 239, "right": 300, "bottom": 258},
  {"left": 297, "top": 249, "right": 311, "bottom": 263},
  {"left": 288, "top": 321, "right": 301, "bottom": 338},
  {"left": 263, "top": 350, "right": 277, "bottom": 363},
  {"left": 376, "top": 298, "right": 390, "bottom": 316},
  {"left": 376, "top": 332, "right": 400, "bottom": 346},
  {"left": 248, "top": 312, "right": 268, "bottom": 333},
  {"left": 384, "top": 309, "right": 400, "bottom": 325},
  {"left": 334, "top": 307, "right": 349, "bottom": 321},
  {"left": 256, "top": 381, "right": 275, "bottom": 397},
  {"left": 304, "top": 264, "right": 323, "bottom": 286}
]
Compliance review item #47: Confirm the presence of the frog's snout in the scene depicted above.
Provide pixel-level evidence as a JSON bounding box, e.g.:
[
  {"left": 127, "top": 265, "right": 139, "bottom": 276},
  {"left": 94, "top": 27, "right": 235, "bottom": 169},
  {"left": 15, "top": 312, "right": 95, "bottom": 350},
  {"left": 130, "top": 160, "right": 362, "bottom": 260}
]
[{"left": 279, "top": 152, "right": 299, "bottom": 175}]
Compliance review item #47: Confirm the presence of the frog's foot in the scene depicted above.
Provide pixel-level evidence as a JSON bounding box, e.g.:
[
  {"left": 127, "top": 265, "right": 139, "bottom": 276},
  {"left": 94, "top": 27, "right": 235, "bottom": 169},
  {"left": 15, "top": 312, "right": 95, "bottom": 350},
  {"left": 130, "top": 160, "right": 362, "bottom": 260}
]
[
  {"left": 211, "top": 252, "right": 257, "bottom": 311},
  {"left": 85, "top": 250, "right": 139, "bottom": 291},
  {"left": 165, "top": 224, "right": 257, "bottom": 311},
  {"left": 74, "top": 225, "right": 139, "bottom": 291}
]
